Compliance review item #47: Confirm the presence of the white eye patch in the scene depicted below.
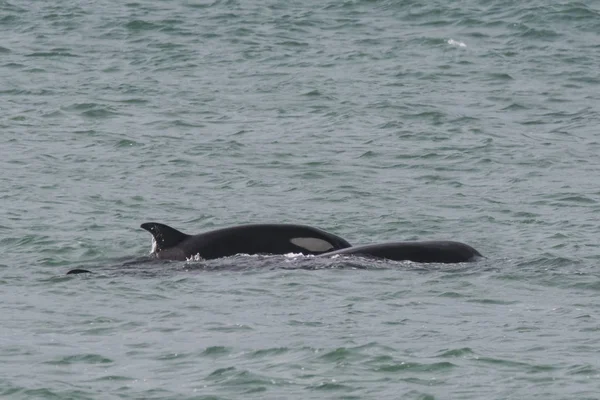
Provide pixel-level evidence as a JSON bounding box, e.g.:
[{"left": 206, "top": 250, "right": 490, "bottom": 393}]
[{"left": 290, "top": 237, "right": 334, "bottom": 252}]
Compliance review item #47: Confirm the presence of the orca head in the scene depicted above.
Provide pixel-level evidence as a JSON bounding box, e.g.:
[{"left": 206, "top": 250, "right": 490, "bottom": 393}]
[{"left": 140, "top": 222, "right": 190, "bottom": 256}]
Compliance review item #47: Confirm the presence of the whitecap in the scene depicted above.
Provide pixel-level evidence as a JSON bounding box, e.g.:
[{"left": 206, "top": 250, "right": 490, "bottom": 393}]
[{"left": 448, "top": 39, "right": 467, "bottom": 48}]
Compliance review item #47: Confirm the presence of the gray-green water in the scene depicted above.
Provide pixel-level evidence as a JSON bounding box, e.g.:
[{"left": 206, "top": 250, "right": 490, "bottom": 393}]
[{"left": 2, "top": 0, "right": 600, "bottom": 398}]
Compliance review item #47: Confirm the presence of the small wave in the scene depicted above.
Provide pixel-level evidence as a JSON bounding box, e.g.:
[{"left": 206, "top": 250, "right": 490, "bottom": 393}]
[
  {"left": 64, "top": 103, "right": 122, "bottom": 118},
  {"left": 308, "top": 381, "right": 353, "bottom": 392},
  {"left": 376, "top": 361, "right": 456, "bottom": 373},
  {"left": 26, "top": 50, "right": 79, "bottom": 57},
  {"left": 201, "top": 346, "right": 230, "bottom": 357},
  {"left": 115, "top": 139, "right": 141, "bottom": 148},
  {"left": 43, "top": 353, "right": 113, "bottom": 365},
  {"left": 437, "top": 347, "right": 475, "bottom": 358},
  {"left": 126, "top": 19, "right": 159, "bottom": 31}
]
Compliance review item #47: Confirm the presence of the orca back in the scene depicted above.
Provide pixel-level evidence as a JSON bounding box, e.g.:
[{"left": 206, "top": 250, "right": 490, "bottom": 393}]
[
  {"left": 141, "top": 222, "right": 352, "bottom": 261},
  {"left": 321, "top": 241, "right": 482, "bottom": 263}
]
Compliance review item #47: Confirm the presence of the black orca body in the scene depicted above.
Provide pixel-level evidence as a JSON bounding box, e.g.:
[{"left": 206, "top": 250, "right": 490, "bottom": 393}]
[
  {"left": 320, "top": 241, "right": 482, "bottom": 263},
  {"left": 141, "top": 222, "right": 352, "bottom": 261}
]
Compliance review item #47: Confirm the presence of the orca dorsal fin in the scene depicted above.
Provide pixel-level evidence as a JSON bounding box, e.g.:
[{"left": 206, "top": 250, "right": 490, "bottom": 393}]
[{"left": 140, "top": 222, "right": 190, "bottom": 251}]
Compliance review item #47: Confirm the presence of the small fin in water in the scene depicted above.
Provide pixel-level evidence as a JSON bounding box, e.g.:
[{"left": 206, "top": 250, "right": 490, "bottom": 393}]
[{"left": 67, "top": 268, "right": 93, "bottom": 275}]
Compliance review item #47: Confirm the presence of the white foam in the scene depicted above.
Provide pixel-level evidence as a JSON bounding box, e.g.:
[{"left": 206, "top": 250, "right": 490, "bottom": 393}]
[
  {"left": 150, "top": 237, "right": 157, "bottom": 254},
  {"left": 284, "top": 252, "right": 307, "bottom": 258},
  {"left": 448, "top": 39, "right": 466, "bottom": 48},
  {"left": 186, "top": 253, "right": 204, "bottom": 262},
  {"left": 284, "top": 252, "right": 314, "bottom": 262}
]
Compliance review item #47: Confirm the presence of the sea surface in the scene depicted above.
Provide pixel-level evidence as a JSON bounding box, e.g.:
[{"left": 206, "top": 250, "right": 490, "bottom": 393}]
[{"left": 2, "top": 0, "right": 600, "bottom": 398}]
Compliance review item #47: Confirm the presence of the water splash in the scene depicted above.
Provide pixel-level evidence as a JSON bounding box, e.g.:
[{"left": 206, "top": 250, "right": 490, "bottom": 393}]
[{"left": 448, "top": 39, "right": 467, "bottom": 48}]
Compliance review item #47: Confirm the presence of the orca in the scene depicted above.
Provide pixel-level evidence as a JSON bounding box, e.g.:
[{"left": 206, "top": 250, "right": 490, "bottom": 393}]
[
  {"left": 319, "top": 241, "right": 482, "bottom": 263},
  {"left": 141, "top": 222, "right": 352, "bottom": 261}
]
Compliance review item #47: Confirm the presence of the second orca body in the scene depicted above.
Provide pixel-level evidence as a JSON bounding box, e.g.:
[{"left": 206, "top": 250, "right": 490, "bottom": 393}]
[{"left": 320, "top": 241, "right": 482, "bottom": 263}]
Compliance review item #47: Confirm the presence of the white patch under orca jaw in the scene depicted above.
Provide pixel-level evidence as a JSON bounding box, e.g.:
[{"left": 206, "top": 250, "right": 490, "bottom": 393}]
[
  {"left": 150, "top": 237, "right": 157, "bottom": 254},
  {"left": 290, "top": 237, "right": 334, "bottom": 252}
]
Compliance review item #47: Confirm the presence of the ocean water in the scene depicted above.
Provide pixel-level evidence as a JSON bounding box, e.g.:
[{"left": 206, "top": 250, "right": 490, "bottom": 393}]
[{"left": 2, "top": 0, "right": 600, "bottom": 398}]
